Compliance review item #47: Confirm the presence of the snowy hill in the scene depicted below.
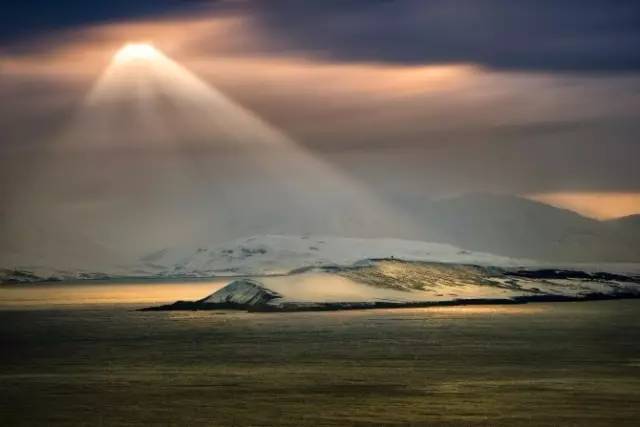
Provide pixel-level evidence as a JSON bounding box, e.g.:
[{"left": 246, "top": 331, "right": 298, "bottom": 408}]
[
  {"left": 5, "top": 229, "right": 640, "bottom": 285},
  {"left": 145, "top": 259, "right": 640, "bottom": 312},
  {"left": 142, "top": 235, "right": 529, "bottom": 277},
  {"left": 3, "top": 194, "right": 640, "bottom": 284}
]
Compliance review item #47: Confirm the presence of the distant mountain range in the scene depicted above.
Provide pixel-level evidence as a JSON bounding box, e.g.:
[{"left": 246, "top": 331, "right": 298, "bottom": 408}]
[
  {"left": 410, "top": 194, "right": 640, "bottom": 263},
  {"left": 1, "top": 194, "right": 638, "bottom": 282}
]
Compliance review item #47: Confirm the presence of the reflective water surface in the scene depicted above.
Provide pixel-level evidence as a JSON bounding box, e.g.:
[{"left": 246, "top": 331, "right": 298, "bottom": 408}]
[
  {"left": 1, "top": 281, "right": 639, "bottom": 426},
  {"left": 0, "top": 279, "right": 227, "bottom": 307}
]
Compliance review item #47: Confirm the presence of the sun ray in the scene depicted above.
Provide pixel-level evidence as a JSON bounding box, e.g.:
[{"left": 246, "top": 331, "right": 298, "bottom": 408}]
[{"left": 18, "top": 42, "right": 419, "bottom": 254}]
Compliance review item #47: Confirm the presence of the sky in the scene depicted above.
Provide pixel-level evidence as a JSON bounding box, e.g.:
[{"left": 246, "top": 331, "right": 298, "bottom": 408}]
[{"left": 1, "top": 0, "right": 640, "bottom": 258}]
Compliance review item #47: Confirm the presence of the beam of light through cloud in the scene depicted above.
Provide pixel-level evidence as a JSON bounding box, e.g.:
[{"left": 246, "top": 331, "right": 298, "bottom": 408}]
[{"left": 10, "top": 41, "right": 419, "bottom": 265}]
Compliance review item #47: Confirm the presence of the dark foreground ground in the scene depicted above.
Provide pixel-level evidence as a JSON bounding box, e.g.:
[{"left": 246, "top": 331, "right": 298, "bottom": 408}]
[{"left": 1, "top": 298, "right": 640, "bottom": 426}]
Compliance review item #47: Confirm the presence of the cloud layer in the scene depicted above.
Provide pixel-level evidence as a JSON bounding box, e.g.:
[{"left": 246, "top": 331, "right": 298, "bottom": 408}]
[
  {"left": 1, "top": 2, "right": 639, "bottom": 257},
  {"left": 244, "top": 0, "right": 640, "bottom": 72},
  {"left": 4, "top": 1, "right": 640, "bottom": 73}
]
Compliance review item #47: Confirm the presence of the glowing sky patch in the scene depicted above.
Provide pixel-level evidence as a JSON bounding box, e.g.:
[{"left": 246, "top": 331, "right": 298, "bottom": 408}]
[
  {"left": 526, "top": 192, "right": 640, "bottom": 220},
  {"left": 114, "top": 42, "right": 161, "bottom": 63}
]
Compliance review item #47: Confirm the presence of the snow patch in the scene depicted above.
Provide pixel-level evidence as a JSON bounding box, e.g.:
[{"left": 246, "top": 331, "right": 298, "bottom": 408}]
[
  {"left": 151, "top": 234, "right": 531, "bottom": 277},
  {"left": 200, "top": 279, "right": 281, "bottom": 306}
]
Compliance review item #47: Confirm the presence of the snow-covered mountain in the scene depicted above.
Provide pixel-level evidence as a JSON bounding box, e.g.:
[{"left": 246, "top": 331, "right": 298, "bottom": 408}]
[
  {"left": 3, "top": 194, "right": 640, "bottom": 283},
  {"left": 142, "top": 234, "right": 528, "bottom": 277}
]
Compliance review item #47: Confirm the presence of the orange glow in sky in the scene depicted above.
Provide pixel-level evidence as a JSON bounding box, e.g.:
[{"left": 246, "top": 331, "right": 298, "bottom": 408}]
[{"left": 526, "top": 192, "right": 640, "bottom": 219}]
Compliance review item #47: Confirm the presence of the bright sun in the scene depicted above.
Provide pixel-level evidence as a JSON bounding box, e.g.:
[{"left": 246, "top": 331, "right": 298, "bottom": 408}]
[{"left": 114, "top": 43, "right": 161, "bottom": 63}]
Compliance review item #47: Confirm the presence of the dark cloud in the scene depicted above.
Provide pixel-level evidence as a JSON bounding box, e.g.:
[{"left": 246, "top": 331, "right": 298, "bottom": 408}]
[
  {"left": 247, "top": 0, "right": 640, "bottom": 72},
  {"left": 3, "top": 1, "right": 639, "bottom": 73},
  {"left": 0, "top": 1, "right": 215, "bottom": 47}
]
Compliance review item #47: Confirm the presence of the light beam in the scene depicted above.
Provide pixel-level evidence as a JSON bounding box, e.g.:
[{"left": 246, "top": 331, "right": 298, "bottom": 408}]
[
  {"left": 33, "top": 42, "right": 418, "bottom": 255},
  {"left": 113, "top": 43, "right": 161, "bottom": 63}
]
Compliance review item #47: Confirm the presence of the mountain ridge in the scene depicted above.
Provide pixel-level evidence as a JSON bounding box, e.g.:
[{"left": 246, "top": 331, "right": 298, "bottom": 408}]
[
  {"left": 410, "top": 193, "right": 640, "bottom": 262},
  {"left": 2, "top": 194, "right": 639, "bottom": 282}
]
